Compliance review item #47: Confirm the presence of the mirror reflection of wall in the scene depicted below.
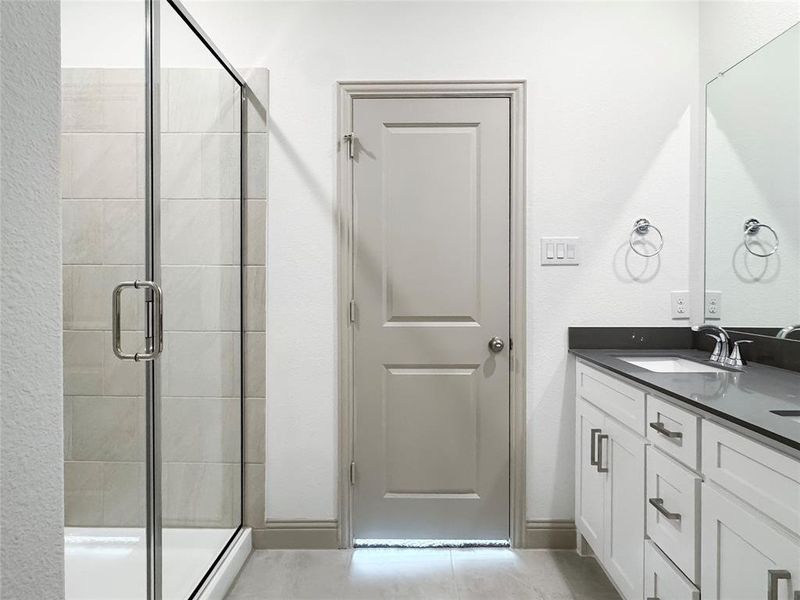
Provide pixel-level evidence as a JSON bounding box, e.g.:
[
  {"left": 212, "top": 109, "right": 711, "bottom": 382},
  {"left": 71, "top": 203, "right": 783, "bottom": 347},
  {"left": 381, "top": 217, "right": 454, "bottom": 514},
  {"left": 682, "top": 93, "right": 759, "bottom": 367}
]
[{"left": 705, "top": 22, "right": 800, "bottom": 334}]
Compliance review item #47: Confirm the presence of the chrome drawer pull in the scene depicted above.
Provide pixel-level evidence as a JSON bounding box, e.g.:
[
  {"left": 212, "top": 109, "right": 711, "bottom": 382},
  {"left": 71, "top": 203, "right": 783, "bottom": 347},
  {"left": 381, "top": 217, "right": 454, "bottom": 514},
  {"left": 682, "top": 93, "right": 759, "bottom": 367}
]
[
  {"left": 596, "top": 434, "right": 609, "bottom": 473},
  {"left": 767, "top": 570, "right": 791, "bottom": 600},
  {"left": 590, "top": 428, "right": 601, "bottom": 466},
  {"left": 649, "top": 497, "right": 681, "bottom": 521},
  {"left": 649, "top": 421, "right": 683, "bottom": 439}
]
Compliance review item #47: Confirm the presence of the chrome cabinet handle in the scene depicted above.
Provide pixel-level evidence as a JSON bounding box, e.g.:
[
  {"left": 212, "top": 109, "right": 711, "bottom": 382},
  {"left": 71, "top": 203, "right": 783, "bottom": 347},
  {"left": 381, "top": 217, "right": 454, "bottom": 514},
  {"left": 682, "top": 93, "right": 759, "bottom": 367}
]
[
  {"left": 649, "top": 497, "right": 681, "bottom": 521},
  {"left": 112, "top": 280, "right": 163, "bottom": 362},
  {"left": 767, "top": 570, "right": 791, "bottom": 600},
  {"left": 596, "top": 434, "right": 609, "bottom": 473},
  {"left": 649, "top": 421, "right": 683, "bottom": 439},
  {"left": 590, "top": 428, "right": 601, "bottom": 466}
]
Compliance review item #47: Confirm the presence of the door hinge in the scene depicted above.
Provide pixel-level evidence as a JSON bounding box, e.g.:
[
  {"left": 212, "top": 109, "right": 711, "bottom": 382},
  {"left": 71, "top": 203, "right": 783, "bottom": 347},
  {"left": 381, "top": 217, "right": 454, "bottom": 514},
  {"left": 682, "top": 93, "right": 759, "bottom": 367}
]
[
  {"left": 349, "top": 300, "right": 357, "bottom": 324},
  {"left": 349, "top": 461, "right": 356, "bottom": 486},
  {"left": 343, "top": 132, "right": 356, "bottom": 159}
]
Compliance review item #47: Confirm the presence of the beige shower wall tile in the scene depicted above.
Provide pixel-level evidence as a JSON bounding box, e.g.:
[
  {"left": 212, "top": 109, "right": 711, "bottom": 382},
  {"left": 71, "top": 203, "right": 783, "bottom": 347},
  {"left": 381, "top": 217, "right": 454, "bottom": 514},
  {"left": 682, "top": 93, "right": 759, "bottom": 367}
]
[
  {"left": 244, "top": 69, "right": 268, "bottom": 134},
  {"left": 62, "top": 200, "right": 103, "bottom": 265},
  {"left": 245, "top": 332, "right": 266, "bottom": 398},
  {"left": 63, "top": 265, "right": 144, "bottom": 331},
  {"left": 166, "top": 69, "right": 239, "bottom": 134},
  {"left": 161, "top": 134, "right": 202, "bottom": 199},
  {"left": 161, "top": 331, "right": 240, "bottom": 398},
  {"left": 244, "top": 463, "right": 265, "bottom": 528},
  {"left": 244, "top": 200, "right": 266, "bottom": 266},
  {"left": 62, "top": 68, "right": 145, "bottom": 134},
  {"left": 162, "top": 462, "right": 240, "bottom": 528},
  {"left": 102, "top": 462, "right": 146, "bottom": 527},
  {"left": 102, "top": 69, "right": 145, "bottom": 133},
  {"left": 244, "top": 397, "right": 265, "bottom": 464},
  {"left": 64, "top": 461, "right": 103, "bottom": 526},
  {"left": 103, "top": 200, "right": 145, "bottom": 265},
  {"left": 161, "top": 200, "right": 237, "bottom": 265},
  {"left": 161, "top": 266, "right": 241, "bottom": 332},
  {"left": 246, "top": 134, "right": 267, "bottom": 199},
  {"left": 63, "top": 330, "right": 104, "bottom": 396},
  {"left": 161, "top": 397, "right": 241, "bottom": 463},
  {"left": 202, "top": 133, "right": 240, "bottom": 199},
  {"left": 102, "top": 331, "right": 146, "bottom": 397},
  {"left": 245, "top": 266, "right": 266, "bottom": 332},
  {"left": 71, "top": 396, "right": 145, "bottom": 462},
  {"left": 64, "top": 397, "right": 73, "bottom": 461},
  {"left": 63, "top": 133, "right": 140, "bottom": 198}
]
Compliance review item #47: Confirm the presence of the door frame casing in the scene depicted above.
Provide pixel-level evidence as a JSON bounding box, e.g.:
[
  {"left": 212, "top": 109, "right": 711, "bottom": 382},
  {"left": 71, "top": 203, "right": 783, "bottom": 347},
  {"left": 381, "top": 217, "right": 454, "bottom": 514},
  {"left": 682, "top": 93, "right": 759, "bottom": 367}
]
[{"left": 336, "top": 81, "right": 527, "bottom": 548}]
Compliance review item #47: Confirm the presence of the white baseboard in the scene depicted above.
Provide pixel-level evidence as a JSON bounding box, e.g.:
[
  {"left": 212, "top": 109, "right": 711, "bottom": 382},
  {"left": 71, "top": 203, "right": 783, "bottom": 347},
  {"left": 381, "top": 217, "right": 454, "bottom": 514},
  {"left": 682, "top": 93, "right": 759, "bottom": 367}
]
[
  {"left": 253, "top": 520, "right": 339, "bottom": 549},
  {"left": 524, "top": 520, "right": 577, "bottom": 549}
]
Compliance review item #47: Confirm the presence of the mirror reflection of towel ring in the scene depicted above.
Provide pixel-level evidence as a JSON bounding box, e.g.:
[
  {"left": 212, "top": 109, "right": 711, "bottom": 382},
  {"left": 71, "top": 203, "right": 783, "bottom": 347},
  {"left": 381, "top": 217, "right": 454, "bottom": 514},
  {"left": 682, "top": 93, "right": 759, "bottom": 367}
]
[
  {"left": 743, "top": 218, "right": 779, "bottom": 257},
  {"left": 629, "top": 218, "right": 663, "bottom": 258}
]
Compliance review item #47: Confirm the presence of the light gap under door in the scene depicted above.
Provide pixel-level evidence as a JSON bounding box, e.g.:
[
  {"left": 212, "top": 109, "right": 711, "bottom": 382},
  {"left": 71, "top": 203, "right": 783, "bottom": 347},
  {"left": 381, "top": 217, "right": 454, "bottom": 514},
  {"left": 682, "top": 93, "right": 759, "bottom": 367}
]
[{"left": 353, "top": 539, "right": 510, "bottom": 549}]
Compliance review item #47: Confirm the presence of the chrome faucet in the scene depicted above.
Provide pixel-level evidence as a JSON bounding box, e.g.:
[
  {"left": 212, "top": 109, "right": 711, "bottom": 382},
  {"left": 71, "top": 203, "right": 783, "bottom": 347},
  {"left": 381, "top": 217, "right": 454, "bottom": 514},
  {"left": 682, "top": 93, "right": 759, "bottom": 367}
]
[
  {"left": 777, "top": 324, "right": 800, "bottom": 339},
  {"left": 692, "top": 325, "right": 731, "bottom": 364}
]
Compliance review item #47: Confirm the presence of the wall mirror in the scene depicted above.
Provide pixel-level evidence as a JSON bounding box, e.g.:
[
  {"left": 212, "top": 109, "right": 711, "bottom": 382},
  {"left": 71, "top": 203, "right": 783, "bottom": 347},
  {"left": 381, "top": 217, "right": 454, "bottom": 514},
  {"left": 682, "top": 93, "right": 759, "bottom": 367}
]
[{"left": 705, "top": 22, "right": 800, "bottom": 341}]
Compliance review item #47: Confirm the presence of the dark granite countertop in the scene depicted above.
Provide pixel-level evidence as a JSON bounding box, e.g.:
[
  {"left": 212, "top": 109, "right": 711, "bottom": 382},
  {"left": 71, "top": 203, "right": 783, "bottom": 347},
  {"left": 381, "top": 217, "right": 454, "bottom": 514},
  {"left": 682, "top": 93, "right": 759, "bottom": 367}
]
[{"left": 570, "top": 348, "right": 800, "bottom": 454}]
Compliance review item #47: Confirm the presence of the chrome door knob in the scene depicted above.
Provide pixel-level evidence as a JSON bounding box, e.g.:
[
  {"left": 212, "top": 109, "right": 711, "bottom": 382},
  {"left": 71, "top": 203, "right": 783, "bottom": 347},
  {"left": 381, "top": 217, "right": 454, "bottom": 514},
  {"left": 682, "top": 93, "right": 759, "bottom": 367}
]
[{"left": 488, "top": 337, "right": 505, "bottom": 353}]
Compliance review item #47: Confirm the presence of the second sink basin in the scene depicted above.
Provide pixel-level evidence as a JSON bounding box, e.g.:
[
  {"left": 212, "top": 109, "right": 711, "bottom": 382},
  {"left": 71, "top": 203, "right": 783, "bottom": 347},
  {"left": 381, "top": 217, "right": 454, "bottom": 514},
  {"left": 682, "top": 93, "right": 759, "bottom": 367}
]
[{"left": 618, "top": 356, "right": 727, "bottom": 373}]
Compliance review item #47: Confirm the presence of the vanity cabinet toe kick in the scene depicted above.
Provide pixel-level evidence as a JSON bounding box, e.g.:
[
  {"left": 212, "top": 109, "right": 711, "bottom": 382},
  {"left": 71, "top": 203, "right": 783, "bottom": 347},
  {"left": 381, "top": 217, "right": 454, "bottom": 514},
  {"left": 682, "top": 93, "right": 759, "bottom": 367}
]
[{"left": 575, "top": 360, "right": 800, "bottom": 600}]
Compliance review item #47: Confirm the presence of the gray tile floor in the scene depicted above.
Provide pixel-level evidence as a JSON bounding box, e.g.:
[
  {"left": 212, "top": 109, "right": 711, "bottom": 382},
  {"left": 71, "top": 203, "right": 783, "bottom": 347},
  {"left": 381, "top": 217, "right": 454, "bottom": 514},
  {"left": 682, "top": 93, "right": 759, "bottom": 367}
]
[{"left": 225, "top": 548, "right": 622, "bottom": 599}]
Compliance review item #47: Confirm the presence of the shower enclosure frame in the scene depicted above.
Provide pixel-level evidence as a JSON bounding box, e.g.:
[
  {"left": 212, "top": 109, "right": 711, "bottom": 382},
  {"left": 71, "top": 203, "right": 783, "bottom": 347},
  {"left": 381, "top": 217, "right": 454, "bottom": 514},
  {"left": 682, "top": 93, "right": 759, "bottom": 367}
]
[{"left": 144, "top": 1, "right": 248, "bottom": 598}]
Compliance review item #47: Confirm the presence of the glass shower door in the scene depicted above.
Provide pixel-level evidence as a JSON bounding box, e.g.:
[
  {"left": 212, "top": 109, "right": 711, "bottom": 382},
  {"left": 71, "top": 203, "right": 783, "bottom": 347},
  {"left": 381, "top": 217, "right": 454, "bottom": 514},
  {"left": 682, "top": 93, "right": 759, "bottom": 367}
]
[
  {"left": 61, "top": 2, "right": 150, "bottom": 598},
  {"left": 158, "top": 3, "right": 244, "bottom": 598}
]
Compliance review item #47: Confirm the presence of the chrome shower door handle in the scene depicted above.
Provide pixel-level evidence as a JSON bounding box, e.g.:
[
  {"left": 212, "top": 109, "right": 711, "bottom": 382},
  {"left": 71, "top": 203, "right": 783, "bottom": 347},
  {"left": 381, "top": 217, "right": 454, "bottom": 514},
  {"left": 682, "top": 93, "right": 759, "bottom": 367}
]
[{"left": 112, "top": 280, "right": 163, "bottom": 362}]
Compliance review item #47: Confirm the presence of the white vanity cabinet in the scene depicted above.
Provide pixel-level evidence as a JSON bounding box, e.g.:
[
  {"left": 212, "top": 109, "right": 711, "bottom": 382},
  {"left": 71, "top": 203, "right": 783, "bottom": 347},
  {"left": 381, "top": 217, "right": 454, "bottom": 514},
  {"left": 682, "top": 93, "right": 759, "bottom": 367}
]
[
  {"left": 575, "top": 365, "right": 646, "bottom": 600},
  {"left": 574, "top": 358, "right": 800, "bottom": 600},
  {"left": 701, "top": 484, "right": 800, "bottom": 600}
]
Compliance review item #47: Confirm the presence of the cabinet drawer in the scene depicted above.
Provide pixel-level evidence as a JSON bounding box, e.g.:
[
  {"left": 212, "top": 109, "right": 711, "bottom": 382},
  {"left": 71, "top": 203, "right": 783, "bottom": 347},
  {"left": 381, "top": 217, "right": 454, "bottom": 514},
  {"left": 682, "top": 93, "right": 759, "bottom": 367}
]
[
  {"left": 576, "top": 362, "right": 646, "bottom": 435},
  {"left": 646, "top": 395, "right": 700, "bottom": 471},
  {"left": 702, "top": 420, "right": 800, "bottom": 537},
  {"left": 644, "top": 540, "right": 699, "bottom": 600},
  {"left": 646, "top": 446, "right": 700, "bottom": 584}
]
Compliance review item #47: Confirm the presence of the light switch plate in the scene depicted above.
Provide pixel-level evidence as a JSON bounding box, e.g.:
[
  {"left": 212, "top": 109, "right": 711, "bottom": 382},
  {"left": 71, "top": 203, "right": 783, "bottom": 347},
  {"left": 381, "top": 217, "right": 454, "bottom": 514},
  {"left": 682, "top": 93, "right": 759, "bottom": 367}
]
[
  {"left": 705, "top": 291, "right": 722, "bottom": 320},
  {"left": 541, "top": 237, "right": 580, "bottom": 265},
  {"left": 671, "top": 291, "right": 690, "bottom": 319}
]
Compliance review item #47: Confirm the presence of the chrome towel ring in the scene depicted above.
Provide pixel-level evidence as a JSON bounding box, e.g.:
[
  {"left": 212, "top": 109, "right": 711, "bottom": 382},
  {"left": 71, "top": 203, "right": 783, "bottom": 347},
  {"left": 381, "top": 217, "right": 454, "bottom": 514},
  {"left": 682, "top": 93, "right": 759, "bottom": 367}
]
[
  {"left": 743, "top": 218, "right": 779, "bottom": 257},
  {"left": 629, "top": 218, "right": 663, "bottom": 257}
]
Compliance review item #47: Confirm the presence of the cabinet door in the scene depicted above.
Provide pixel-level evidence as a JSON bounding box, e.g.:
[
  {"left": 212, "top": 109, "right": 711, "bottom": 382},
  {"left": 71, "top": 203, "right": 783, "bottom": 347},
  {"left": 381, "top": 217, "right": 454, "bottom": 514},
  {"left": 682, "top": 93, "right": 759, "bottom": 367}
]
[
  {"left": 702, "top": 484, "right": 800, "bottom": 600},
  {"left": 603, "top": 416, "right": 646, "bottom": 600},
  {"left": 576, "top": 398, "right": 606, "bottom": 553}
]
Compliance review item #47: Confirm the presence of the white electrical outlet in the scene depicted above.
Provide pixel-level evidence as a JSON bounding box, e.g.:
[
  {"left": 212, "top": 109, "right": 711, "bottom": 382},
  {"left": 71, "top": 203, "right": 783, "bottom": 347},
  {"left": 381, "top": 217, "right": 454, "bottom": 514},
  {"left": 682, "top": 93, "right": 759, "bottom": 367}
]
[
  {"left": 671, "top": 291, "right": 690, "bottom": 319},
  {"left": 705, "top": 291, "right": 722, "bottom": 320}
]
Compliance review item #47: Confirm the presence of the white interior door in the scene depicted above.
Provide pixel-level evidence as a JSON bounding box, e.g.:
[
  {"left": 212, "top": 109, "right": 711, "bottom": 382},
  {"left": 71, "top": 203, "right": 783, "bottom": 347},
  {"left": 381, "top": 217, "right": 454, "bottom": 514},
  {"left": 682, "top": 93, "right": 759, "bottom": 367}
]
[{"left": 351, "top": 95, "right": 511, "bottom": 541}]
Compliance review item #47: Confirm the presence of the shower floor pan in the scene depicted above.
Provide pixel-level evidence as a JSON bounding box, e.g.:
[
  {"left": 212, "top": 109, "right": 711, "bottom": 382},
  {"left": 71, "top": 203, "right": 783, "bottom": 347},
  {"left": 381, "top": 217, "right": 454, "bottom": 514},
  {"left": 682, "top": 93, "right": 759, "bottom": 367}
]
[{"left": 65, "top": 526, "right": 236, "bottom": 600}]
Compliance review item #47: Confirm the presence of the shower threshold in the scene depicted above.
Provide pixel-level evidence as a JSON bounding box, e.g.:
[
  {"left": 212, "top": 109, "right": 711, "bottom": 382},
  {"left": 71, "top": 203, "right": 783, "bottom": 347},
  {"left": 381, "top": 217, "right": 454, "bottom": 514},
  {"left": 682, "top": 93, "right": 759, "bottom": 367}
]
[{"left": 65, "top": 526, "right": 236, "bottom": 600}]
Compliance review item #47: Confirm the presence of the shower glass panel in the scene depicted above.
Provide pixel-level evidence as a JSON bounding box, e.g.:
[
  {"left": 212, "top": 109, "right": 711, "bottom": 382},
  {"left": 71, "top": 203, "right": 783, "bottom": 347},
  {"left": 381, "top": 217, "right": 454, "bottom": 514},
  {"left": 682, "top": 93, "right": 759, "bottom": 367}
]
[
  {"left": 61, "top": 2, "right": 149, "bottom": 599},
  {"left": 159, "top": 3, "right": 243, "bottom": 597},
  {"left": 62, "top": 1, "right": 245, "bottom": 597}
]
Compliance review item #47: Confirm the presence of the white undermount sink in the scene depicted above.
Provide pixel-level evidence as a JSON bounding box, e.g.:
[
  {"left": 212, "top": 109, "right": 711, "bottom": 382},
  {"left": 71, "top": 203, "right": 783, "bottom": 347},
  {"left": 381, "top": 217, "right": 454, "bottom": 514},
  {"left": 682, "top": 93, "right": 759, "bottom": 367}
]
[{"left": 618, "top": 356, "right": 727, "bottom": 373}]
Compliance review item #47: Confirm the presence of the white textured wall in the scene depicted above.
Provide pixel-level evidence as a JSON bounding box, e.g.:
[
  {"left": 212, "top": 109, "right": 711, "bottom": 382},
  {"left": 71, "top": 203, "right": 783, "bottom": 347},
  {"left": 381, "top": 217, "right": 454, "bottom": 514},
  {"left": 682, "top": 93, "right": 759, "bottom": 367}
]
[
  {"left": 176, "top": 0, "right": 698, "bottom": 521},
  {"left": 692, "top": 0, "right": 800, "bottom": 323},
  {"left": 0, "top": 1, "right": 65, "bottom": 597}
]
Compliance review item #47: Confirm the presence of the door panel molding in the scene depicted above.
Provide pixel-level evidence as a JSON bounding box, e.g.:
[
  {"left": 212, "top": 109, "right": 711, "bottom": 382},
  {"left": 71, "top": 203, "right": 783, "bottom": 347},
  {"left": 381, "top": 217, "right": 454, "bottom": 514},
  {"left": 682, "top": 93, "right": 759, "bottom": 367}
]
[{"left": 336, "top": 81, "right": 527, "bottom": 548}]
